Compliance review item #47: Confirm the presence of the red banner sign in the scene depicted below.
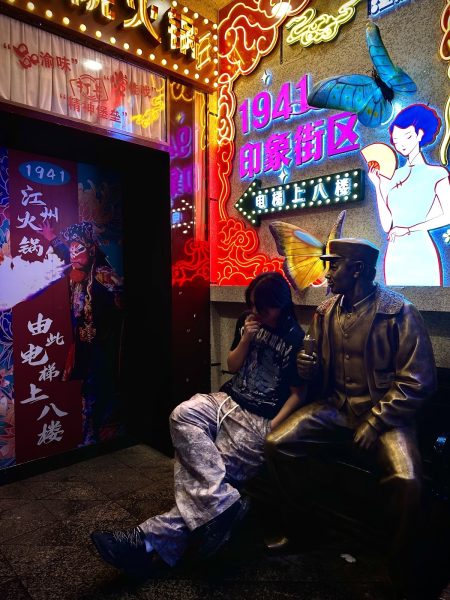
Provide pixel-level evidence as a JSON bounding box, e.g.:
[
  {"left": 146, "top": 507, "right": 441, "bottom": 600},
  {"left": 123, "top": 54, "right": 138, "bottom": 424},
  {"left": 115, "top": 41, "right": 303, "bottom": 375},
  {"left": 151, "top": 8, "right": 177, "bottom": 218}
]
[{"left": 9, "top": 150, "right": 82, "bottom": 463}]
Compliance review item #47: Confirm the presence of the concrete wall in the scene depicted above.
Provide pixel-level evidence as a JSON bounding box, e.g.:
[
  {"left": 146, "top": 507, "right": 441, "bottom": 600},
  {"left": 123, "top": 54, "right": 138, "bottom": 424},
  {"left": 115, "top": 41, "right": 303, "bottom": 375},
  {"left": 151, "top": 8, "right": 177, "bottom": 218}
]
[
  {"left": 211, "top": 0, "right": 450, "bottom": 389},
  {"left": 227, "top": 0, "right": 449, "bottom": 266}
]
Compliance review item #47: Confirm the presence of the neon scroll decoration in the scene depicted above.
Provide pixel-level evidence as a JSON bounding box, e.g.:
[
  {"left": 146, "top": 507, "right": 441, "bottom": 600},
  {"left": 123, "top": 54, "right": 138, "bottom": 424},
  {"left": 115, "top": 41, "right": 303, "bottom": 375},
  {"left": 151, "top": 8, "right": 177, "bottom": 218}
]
[
  {"left": 215, "top": 0, "right": 311, "bottom": 285},
  {"left": 285, "top": 0, "right": 362, "bottom": 47},
  {"left": 439, "top": 1, "right": 450, "bottom": 166}
]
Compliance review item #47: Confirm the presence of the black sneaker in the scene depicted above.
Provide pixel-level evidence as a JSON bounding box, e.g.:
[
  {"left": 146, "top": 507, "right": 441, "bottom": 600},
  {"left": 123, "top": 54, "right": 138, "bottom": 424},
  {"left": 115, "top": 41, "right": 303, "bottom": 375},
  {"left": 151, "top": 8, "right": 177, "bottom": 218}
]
[
  {"left": 189, "top": 496, "right": 251, "bottom": 559},
  {"left": 90, "top": 526, "right": 161, "bottom": 578}
]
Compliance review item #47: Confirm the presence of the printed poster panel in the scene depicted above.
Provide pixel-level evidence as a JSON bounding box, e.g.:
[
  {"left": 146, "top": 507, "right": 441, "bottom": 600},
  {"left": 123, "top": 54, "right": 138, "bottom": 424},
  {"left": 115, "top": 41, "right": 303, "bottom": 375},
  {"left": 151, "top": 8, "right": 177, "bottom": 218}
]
[
  {"left": 9, "top": 150, "right": 83, "bottom": 462},
  {"left": 0, "top": 149, "right": 125, "bottom": 466}
]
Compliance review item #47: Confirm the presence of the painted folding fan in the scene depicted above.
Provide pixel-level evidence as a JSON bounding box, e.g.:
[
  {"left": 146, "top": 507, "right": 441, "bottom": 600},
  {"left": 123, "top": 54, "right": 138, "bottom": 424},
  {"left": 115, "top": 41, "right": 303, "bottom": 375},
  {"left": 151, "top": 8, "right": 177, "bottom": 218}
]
[
  {"left": 269, "top": 211, "right": 346, "bottom": 293},
  {"left": 361, "top": 142, "right": 397, "bottom": 179}
]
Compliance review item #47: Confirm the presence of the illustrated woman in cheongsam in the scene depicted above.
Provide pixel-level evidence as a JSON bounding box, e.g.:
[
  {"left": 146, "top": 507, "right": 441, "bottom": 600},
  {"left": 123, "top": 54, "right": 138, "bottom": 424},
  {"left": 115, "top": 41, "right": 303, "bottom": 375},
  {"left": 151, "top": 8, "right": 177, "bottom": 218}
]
[{"left": 368, "top": 104, "right": 450, "bottom": 285}]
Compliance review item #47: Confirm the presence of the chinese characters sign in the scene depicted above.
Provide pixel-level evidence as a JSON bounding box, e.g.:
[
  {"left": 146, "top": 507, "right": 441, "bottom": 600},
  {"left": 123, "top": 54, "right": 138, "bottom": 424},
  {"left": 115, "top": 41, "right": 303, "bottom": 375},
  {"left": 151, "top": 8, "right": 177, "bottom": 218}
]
[
  {"left": 170, "top": 106, "right": 194, "bottom": 236},
  {"left": 0, "top": 13, "right": 166, "bottom": 143},
  {"left": 0, "top": 0, "right": 218, "bottom": 91},
  {"left": 9, "top": 150, "right": 82, "bottom": 463},
  {"left": 239, "top": 76, "right": 361, "bottom": 181},
  {"left": 368, "top": 0, "right": 410, "bottom": 17},
  {"left": 235, "top": 169, "right": 364, "bottom": 226},
  {"left": 1, "top": 149, "right": 126, "bottom": 464}
]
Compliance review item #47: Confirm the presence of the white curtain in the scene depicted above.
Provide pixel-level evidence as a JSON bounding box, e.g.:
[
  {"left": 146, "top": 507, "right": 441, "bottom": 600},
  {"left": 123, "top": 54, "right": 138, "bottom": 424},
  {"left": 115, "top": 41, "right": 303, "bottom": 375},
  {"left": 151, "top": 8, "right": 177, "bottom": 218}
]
[{"left": 0, "top": 13, "right": 166, "bottom": 143}]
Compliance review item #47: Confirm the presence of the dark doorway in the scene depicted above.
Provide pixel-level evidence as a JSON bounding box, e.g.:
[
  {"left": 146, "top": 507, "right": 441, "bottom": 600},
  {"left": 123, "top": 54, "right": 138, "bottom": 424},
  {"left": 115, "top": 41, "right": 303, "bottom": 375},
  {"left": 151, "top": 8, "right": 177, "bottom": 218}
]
[{"left": 0, "top": 106, "right": 172, "bottom": 457}]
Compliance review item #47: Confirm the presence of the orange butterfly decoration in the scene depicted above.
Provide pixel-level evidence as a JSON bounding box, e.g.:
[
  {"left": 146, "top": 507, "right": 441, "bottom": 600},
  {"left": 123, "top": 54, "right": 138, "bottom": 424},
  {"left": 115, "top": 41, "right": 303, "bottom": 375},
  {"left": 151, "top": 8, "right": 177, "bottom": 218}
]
[{"left": 269, "top": 210, "right": 346, "bottom": 293}]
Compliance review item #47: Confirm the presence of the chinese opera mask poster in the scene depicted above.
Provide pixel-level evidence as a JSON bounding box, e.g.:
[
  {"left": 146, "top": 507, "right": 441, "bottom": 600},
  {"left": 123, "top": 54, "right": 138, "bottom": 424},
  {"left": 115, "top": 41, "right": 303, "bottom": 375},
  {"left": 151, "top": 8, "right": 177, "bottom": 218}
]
[{"left": 0, "top": 149, "right": 124, "bottom": 467}]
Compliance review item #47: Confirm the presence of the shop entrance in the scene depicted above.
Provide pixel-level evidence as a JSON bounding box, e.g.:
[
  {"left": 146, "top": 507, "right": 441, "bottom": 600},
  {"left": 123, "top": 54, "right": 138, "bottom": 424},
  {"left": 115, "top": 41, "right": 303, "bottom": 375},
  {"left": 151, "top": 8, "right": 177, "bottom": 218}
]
[{"left": 0, "top": 106, "right": 172, "bottom": 464}]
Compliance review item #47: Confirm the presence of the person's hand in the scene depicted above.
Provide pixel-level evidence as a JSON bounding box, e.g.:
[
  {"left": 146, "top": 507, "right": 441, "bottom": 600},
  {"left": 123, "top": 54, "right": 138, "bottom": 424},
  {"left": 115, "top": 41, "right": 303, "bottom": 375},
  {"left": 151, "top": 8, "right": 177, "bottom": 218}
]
[
  {"left": 41, "top": 219, "right": 56, "bottom": 242},
  {"left": 297, "top": 350, "right": 318, "bottom": 381},
  {"left": 387, "top": 225, "right": 410, "bottom": 242},
  {"left": 242, "top": 314, "right": 261, "bottom": 343},
  {"left": 353, "top": 421, "right": 378, "bottom": 450},
  {"left": 367, "top": 163, "right": 380, "bottom": 185}
]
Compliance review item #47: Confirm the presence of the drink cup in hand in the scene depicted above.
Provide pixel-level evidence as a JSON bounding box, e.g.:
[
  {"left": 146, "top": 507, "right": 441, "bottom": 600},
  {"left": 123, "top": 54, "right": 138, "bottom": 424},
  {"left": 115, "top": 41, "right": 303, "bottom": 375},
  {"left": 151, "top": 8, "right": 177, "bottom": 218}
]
[
  {"left": 303, "top": 335, "right": 316, "bottom": 357},
  {"left": 297, "top": 336, "right": 318, "bottom": 381}
]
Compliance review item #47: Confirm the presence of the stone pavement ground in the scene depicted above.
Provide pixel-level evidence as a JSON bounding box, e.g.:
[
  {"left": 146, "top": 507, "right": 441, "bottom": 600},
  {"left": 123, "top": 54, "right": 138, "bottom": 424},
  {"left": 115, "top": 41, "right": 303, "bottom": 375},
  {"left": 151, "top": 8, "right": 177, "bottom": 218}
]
[{"left": 0, "top": 444, "right": 448, "bottom": 600}]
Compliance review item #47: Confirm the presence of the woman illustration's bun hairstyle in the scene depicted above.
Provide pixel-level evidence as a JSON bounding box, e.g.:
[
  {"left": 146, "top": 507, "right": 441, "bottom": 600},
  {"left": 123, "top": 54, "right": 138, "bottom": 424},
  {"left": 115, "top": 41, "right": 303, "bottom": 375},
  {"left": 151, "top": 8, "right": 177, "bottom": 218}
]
[{"left": 390, "top": 104, "right": 441, "bottom": 147}]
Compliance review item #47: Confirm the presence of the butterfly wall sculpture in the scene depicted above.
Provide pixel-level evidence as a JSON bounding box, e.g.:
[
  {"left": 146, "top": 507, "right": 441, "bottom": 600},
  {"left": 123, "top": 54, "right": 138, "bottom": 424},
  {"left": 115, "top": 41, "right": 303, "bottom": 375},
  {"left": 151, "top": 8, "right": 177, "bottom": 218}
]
[
  {"left": 269, "top": 211, "right": 346, "bottom": 293},
  {"left": 307, "top": 22, "right": 417, "bottom": 128}
]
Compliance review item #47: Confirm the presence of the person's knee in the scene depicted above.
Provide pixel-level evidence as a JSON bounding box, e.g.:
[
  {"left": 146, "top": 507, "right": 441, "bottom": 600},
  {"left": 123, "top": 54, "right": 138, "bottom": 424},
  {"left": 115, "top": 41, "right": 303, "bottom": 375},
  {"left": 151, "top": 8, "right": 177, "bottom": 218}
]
[
  {"left": 265, "top": 408, "right": 316, "bottom": 460},
  {"left": 264, "top": 422, "right": 298, "bottom": 459},
  {"left": 169, "top": 400, "right": 192, "bottom": 427},
  {"left": 378, "top": 431, "right": 422, "bottom": 489},
  {"left": 382, "top": 469, "right": 422, "bottom": 497},
  {"left": 169, "top": 403, "right": 191, "bottom": 442},
  {"left": 169, "top": 393, "right": 207, "bottom": 429},
  {"left": 391, "top": 470, "right": 421, "bottom": 486}
]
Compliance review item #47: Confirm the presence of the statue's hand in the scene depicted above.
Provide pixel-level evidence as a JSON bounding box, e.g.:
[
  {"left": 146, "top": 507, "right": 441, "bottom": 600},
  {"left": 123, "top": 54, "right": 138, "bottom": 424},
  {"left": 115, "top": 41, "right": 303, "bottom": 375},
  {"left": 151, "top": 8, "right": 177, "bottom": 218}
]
[
  {"left": 297, "top": 351, "right": 318, "bottom": 381},
  {"left": 353, "top": 421, "right": 378, "bottom": 450}
]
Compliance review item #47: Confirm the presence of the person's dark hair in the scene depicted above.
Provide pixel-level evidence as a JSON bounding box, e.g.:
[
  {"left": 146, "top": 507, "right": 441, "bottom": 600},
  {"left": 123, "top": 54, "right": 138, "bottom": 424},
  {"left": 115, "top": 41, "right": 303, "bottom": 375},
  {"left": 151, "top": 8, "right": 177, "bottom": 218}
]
[{"left": 245, "top": 272, "right": 297, "bottom": 322}]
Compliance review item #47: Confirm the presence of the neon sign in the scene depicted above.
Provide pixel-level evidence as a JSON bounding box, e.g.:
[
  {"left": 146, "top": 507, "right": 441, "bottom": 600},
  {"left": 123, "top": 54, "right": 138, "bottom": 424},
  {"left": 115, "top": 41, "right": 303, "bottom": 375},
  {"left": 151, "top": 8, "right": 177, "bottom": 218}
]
[
  {"left": 239, "top": 76, "right": 310, "bottom": 134},
  {"left": 170, "top": 121, "right": 194, "bottom": 233},
  {"left": 440, "top": 0, "right": 450, "bottom": 165},
  {"left": 214, "top": 0, "right": 312, "bottom": 285},
  {"left": 238, "top": 77, "right": 361, "bottom": 181},
  {"left": 368, "top": 0, "right": 410, "bottom": 17},
  {"left": 235, "top": 169, "right": 364, "bottom": 226},
  {"left": 285, "top": 0, "right": 362, "bottom": 48},
  {"left": 0, "top": 0, "right": 219, "bottom": 91},
  {"left": 130, "top": 91, "right": 165, "bottom": 128},
  {"left": 0, "top": 14, "right": 166, "bottom": 143}
]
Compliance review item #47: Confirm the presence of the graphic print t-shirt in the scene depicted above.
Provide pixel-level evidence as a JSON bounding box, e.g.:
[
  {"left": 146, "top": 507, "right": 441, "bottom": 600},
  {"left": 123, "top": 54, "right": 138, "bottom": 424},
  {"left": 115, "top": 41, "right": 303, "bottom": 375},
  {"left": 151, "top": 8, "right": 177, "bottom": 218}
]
[{"left": 220, "top": 311, "right": 304, "bottom": 419}]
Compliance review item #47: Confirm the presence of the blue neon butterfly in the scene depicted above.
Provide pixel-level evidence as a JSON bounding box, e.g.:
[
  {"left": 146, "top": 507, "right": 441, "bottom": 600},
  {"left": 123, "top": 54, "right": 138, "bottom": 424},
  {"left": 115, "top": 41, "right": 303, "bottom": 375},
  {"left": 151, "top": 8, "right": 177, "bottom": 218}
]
[{"left": 307, "top": 22, "right": 417, "bottom": 128}]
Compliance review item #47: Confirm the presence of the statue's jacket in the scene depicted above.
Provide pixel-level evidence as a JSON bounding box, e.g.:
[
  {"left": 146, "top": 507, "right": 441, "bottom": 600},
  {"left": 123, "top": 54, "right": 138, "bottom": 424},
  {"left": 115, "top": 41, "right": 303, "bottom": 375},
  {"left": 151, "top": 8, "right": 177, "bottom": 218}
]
[{"left": 308, "top": 284, "right": 437, "bottom": 432}]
